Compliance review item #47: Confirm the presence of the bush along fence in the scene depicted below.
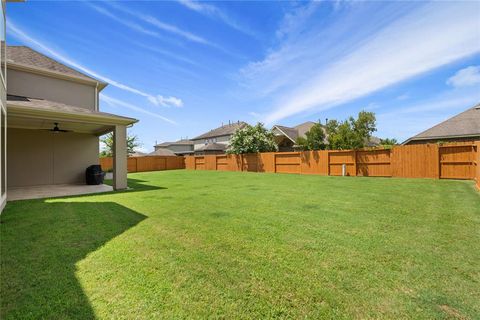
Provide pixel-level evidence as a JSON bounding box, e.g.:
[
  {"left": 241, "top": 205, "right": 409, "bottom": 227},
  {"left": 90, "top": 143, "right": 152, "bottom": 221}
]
[
  {"left": 185, "top": 142, "right": 480, "bottom": 184},
  {"left": 100, "top": 156, "right": 185, "bottom": 173}
]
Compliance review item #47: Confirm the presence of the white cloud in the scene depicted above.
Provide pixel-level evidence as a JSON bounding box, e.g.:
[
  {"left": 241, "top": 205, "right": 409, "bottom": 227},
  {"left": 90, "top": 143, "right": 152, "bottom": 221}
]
[
  {"left": 147, "top": 95, "right": 183, "bottom": 108},
  {"left": 8, "top": 22, "right": 183, "bottom": 108},
  {"left": 177, "top": 0, "right": 255, "bottom": 37},
  {"left": 446, "top": 65, "right": 480, "bottom": 88},
  {"left": 101, "top": 94, "right": 177, "bottom": 125},
  {"left": 242, "top": 2, "right": 480, "bottom": 125},
  {"left": 102, "top": 2, "right": 214, "bottom": 46}
]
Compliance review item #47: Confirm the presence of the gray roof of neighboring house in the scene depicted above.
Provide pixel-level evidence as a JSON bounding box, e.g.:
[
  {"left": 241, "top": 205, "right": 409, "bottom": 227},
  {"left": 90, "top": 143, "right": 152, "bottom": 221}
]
[
  {"left": 402, "top": 104, "right": 480, "bottom": 144},
  {"left": 130, "top": 152, "right": 147, "bottom": 157},
  {"left": 7, "top": 94, "right": 137, "bottom": 124},
  {"left": 155, "top": 139, "right": 194, "bottom": 147},
  {"left": 193, "top": 122, "right": 248, "bottom": 140},
  {"left": 294, "top": 121, "right": 317, "bottom": 138},
  {"left": 196, "top": 143, "right": 227, "bottom": 151},
  {"left": 148, "top": 148, "right": 177, "bottom": 156},
  {"left": 6, "top": 46, "right": 106, "bottom": 85},
  {"left": 273, "top": 121, "right": 319, "bottom": 142},
  {"left": 274, "top": 125, "right": 300, "bottom": 142}
]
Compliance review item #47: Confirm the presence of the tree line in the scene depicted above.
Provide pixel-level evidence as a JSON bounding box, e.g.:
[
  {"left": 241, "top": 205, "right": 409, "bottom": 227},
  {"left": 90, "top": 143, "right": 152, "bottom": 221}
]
[{"left": 227, "top": 111, "right": 397, "bottom": 154}]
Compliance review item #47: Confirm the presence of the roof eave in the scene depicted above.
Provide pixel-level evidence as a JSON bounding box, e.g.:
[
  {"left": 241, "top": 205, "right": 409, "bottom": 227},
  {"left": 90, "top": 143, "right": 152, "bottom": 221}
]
[
  {"left": 402, "top": 133, "right": 480, "bottom": 145},
  {"left": 272, "top": 125, "right": 296, "bottom": 143},
  {"left": 7, "top": 102, "right": 138, "bottom": 126}
]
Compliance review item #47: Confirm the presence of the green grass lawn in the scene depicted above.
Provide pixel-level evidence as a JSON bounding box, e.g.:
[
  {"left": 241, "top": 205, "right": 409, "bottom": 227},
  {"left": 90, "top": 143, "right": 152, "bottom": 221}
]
[{"left": 1, "top": 170, "right": 479, "bottom": 319}]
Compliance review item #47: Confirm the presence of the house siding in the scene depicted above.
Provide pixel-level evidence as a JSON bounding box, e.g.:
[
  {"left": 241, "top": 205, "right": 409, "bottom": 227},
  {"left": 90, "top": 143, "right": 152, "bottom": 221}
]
[
  {"left": 7, "top": 68, "right": 96, "bottom": 110},
  {"left": 193, "top": 135, "right": 231, "bottom": 151},
  {"left": 7, "top": 128, "right": 98, "bottom": 187}
]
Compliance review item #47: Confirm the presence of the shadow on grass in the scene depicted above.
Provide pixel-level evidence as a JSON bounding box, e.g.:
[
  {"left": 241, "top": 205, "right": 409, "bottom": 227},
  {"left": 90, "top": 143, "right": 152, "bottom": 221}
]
[
  {"left": 0, "top": 200, "right": 146, "bottom": 319},
  {"left": 102, "top": 177, "right": 168, "bottom": 194}
]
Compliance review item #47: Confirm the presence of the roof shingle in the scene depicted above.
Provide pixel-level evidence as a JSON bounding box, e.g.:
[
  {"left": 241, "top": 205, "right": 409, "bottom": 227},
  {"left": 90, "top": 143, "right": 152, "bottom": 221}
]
[
  {"left": 7, "top": 46, "right": 104, "bottom": 84},
  {"left": 404, "top": 104, "right": 480, "bottom": 143},
  {"left": 193, "top": 122, "right": 248, "bottom": 140}
]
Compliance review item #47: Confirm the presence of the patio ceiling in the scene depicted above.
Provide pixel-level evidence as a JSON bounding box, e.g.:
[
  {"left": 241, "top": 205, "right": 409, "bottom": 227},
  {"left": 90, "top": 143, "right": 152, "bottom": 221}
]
[{"left": 7, "top": 95, "right": 137, "bottom": 136}]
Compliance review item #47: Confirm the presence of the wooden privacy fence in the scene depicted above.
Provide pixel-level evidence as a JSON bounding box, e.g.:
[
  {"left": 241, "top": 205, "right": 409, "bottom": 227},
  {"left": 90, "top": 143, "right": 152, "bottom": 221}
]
[
  {"left": 185, "top": 142, "right": 480, "bottom": 182},
  {"left": 99, "top": 156, "right": 185, "bottom": 173}
]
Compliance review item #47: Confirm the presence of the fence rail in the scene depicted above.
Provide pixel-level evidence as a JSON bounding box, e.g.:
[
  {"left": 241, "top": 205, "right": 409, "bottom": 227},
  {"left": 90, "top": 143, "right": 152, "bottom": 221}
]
[
  {"left": 99, "top": 156, "right": 185, "bottom": 173},
  {"left": 185, "top": 142, "right": 479, "bottom": 182}
]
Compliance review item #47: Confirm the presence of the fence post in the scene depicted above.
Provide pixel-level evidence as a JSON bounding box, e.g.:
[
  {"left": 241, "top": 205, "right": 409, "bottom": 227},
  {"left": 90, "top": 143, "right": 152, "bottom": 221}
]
[
  {"left": 327, "top": 151, "right": 330, "bottom": 176},
  {"left": 435, "top": 144, "right": 440, "bottom": 179},
  {"left": 353, "top": 150, "right": 357, "bottom": 177},
  {"left": 274, "top": 153, "right": 277, "bottom": 173}
]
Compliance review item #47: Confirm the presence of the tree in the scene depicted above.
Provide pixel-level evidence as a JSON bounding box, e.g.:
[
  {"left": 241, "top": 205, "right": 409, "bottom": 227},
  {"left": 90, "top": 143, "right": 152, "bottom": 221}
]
[
  {"left": 296, "top": 121, "right": 326, "bottom": 150},
  {"left": 326, "top": 111, "right": 377, "bottom": 149},
  {"left": 379, "top": 138, "right": 398, "bottom": 146},
  {"left": 226, "top": 123, "right": 278, "bottom": 154},
  {"left": 100, "top": 132, "right": 142, "bottom": 157}
]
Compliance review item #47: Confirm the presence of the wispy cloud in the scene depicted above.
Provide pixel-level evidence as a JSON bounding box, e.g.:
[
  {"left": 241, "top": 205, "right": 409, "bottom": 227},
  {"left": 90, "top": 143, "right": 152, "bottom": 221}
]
[
  {"left": 446, "top": 65, "right": 480, "bottom": 88},
  {"left": 101, "top": 94, "right": 177, "bottom": 125},
  {"left": 91, "top": 2, "right": 241, "bottom": 58},
  {"left": 177, "top": 0, "right": 255, "bottom": 37},
  {"left": 377, "top": 87, "right": 480, "bottom": 141},
  {"left": 8, "top": 21, "right": 183, "bottom": 108},
  {"left": 242, "top": 2, "right": 480, "bottom": 125},
  {"left": 104, "top": 1, "right": 210, "bottom": 45}
]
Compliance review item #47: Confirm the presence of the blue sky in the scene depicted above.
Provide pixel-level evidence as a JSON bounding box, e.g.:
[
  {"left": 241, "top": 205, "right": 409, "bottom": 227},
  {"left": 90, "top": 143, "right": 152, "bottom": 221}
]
[{"left": 7, "top": 1, "right": 480, "bottom": 152}]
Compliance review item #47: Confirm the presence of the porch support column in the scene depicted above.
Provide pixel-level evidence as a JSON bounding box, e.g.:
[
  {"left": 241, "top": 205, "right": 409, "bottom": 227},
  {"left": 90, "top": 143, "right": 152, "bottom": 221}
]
[{"left": 113, "top": 124, "right": 128, "bottom": 190}]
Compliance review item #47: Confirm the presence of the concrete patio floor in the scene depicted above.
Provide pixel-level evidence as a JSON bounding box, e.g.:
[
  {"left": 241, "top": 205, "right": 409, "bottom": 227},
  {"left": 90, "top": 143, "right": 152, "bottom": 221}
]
[{"left": 7, "top": 184, "right": 113, "bottom": 201}]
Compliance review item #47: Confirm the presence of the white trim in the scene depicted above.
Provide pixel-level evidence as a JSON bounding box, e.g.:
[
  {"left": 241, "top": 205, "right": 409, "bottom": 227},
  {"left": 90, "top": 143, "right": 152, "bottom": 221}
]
[{"left": 7, "top": 103, "right": 137, "bottom": 126}]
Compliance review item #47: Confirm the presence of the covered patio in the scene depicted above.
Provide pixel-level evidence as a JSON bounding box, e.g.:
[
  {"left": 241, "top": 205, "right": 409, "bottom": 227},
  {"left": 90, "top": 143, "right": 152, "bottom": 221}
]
[
  {"left": 7, "top": 183, "right": 113, "bottom": 201},
  {"left": 6, "top": 95, "right": 137, "bottom": 199}
]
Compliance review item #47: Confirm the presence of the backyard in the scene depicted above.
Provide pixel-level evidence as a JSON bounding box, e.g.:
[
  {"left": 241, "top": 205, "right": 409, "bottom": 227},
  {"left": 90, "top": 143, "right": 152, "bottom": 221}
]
[{"left": 1, "top": 170, "right": 479, "bottom": 319}]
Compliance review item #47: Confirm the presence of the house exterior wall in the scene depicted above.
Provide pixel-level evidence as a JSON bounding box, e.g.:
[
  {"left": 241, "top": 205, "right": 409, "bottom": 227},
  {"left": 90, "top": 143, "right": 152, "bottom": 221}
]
[
  {"left": 7, "top": 68, "right": 96, "bottom": 110},
  {"left": 7, "top": 128, "right": 98, "bottom": 188},
  {"left": 193, "top": 135, "right": 231, "bottom": 151}
]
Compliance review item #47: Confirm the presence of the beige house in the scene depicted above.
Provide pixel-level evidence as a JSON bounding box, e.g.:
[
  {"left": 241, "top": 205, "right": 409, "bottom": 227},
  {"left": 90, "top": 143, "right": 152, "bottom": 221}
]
[
  {"left": 1, "top": 44, "right": 137, "bottom": 211},
  {"left": 153, "top": 139, "right": 194, "bottom": 155},
  {"left": 192, "top": 121, "right": 247, "bottom": 155},
  {"left": 272, "top": 121, "right": 317, "bottom": 151}
]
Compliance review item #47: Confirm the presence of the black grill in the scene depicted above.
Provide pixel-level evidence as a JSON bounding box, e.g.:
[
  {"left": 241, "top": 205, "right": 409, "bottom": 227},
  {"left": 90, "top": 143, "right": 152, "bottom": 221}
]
[{"left": 85, "top": 165, "right": 106, "bottom": 185}]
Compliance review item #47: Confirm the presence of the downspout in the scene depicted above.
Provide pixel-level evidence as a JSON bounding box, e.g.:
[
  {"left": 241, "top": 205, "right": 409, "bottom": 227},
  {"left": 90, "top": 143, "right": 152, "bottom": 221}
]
[{"left": 95, "top": 82, "right": 99, "bottom": 111}]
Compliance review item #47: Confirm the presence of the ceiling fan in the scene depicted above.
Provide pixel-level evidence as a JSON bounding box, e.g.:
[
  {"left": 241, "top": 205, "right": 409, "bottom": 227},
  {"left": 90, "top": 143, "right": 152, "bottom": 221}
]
[{"left": 46, "top": 122, "right": 70, "bottom": 133}]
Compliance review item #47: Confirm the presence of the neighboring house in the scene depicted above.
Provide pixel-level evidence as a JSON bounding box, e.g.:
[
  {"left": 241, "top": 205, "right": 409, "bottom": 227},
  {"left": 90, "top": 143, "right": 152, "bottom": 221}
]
[
  {"left": 194, "top": 143, "right": 227, "bottom": 155},
  {"left": 148, "top": 148, "right": 177, "bottom": 156},
  {"left": 2, "top": 44, "right": 137, "bottom": 211},
  {"left": 192, "top": 121, "right": 248, "bottom": 155},
  {"left": 273, "top": 121, "right": 381, "bottom": 151},
  {"left": 402, "top": 104, "right": 480, "bottom": 145},
  {"left": 272, "top": 121, "right": 318, "bottom": 151},
  {"left": 130, "top": 151, "right": 147, "bottom": 157},
  {"left": 153, "top": 139, "right": 194, "bottom": 155}
]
